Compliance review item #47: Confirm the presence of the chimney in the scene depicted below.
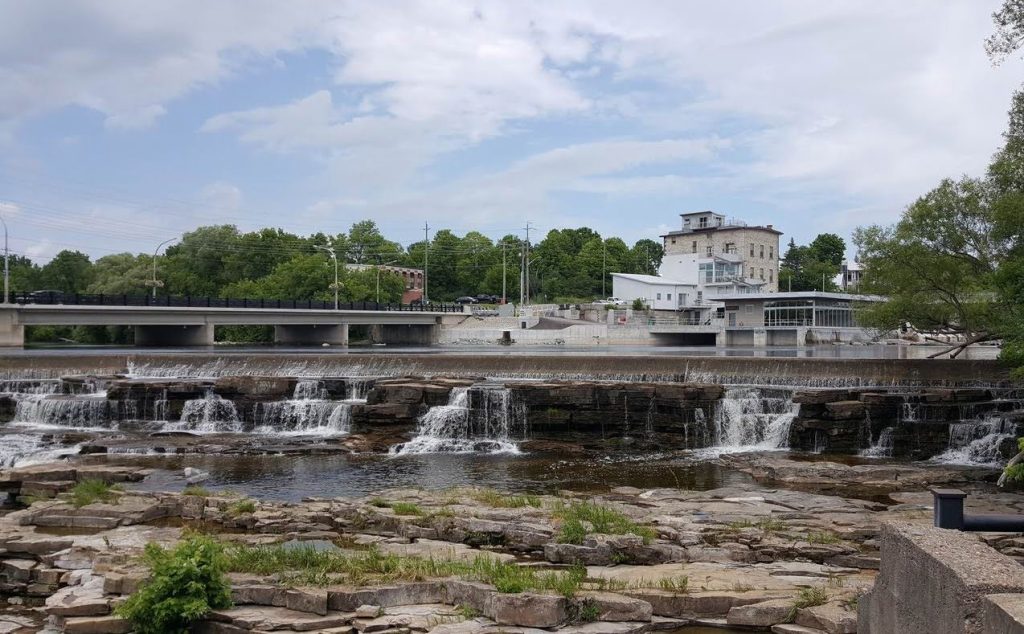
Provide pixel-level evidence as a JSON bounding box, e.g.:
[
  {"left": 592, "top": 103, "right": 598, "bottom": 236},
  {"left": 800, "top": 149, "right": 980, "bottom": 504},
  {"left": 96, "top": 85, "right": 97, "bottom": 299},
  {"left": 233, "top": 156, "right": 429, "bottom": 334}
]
[{"left": 767, "top": 224, "right": 773, "bottom": 230}]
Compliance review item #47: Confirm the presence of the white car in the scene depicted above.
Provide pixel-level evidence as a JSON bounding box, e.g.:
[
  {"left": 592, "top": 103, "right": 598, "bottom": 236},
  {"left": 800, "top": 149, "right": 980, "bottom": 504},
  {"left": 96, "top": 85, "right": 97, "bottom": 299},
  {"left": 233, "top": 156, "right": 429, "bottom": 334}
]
[{"left": 595, "top": 297, "right": 628, "bottom": 306}]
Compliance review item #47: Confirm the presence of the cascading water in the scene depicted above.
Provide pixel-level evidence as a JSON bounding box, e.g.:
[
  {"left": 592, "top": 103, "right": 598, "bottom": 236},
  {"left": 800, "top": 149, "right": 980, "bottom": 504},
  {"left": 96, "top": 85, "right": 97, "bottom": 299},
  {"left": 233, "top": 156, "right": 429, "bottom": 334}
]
[
  {"left": 0, "top": 434, "right": 82, "bottom": 468},
  {"left": 862, "top": 427, "right": 896, "bottom": 458},
  {"left": 932, "top": 416, "right": 1015, "bottom": 466},
  {"left": 253, "top": 379, "right": 357, "bottom": 435},
  {"left": 163, "top": 391, "right": 241, "bottom": 433},
  {"left": 391, "top": 385, "right": 526, "bottom": 455},
  {"left": 709, "top": 387, "right": 798, "bottom": 452},
  {"left": 12, "top": 394, "right": 115, "bottom": 429}
]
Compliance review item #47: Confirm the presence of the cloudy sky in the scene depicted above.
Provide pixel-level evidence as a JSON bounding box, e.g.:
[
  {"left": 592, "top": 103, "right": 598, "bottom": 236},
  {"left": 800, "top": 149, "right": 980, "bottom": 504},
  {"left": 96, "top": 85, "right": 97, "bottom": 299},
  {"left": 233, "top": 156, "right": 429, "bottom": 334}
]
[{"left": 0, "top": 1, "right": 1021, "bottom": 262}]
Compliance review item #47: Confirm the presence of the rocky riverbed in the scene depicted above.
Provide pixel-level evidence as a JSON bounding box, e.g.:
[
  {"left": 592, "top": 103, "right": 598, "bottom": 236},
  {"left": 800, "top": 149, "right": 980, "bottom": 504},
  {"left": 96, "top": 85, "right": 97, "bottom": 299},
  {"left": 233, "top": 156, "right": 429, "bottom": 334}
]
[{"left": 0, "top": 454, "right": 1018, "bottom": 634}]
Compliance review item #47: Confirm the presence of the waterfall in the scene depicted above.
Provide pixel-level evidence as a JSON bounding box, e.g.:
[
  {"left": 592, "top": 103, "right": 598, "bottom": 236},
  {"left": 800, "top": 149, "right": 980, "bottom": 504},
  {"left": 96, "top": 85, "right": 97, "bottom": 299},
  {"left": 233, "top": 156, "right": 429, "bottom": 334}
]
[
  {"left": 251, "top": 378, "right": 357, "bottom": 435},
  {"left": 390, "top": 385, "right": 525, "bottom": 455},
  {"left": 0, "top": 380, "right": 61, "bottom": 395},
  {"left": 0, "top": 434, "right": 82, "bottom": 468},
  {"left": 862, "top": 427, "right": 896, "bottom": 457},
  {"left": 710, "top": 387, "right": 798, "bottom": 451},
  {"left": 163, "top": 392, "right": 241, "bottom": 433},
  {"left": 13, "top": 394, "right": 115, "bottom": 429},
  {"left": 932, "top": 416, "right": 1015, "bottom": 466}
]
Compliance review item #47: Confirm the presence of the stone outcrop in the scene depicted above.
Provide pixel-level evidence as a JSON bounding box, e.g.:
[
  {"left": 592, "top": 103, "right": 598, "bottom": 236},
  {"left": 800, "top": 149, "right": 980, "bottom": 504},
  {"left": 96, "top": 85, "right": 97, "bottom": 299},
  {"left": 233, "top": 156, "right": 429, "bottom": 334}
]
[{"left": 788, "top": 387, "right": 1023, "bottom": 457}]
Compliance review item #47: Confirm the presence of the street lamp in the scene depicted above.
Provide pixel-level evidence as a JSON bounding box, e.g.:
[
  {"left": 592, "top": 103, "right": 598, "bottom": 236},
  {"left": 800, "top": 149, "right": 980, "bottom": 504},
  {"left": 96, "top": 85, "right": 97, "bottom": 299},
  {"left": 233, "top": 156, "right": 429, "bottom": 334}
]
[
  {"left": 147, "top": 237, "right": 177, "bottom": 299},
  {"left": 375, "top": 259, "right": 400, "bottom": 304},
  {"left": 315, "top": 244, "right": 340, "bottom": 310},
  {"left": 0, "top": 214, "right": 8, "bottom": 304}
]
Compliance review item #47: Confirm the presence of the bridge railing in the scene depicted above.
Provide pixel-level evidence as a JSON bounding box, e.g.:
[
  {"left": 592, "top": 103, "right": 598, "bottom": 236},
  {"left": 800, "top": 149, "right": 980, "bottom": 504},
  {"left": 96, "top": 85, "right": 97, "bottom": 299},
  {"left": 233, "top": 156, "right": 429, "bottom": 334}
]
[{"left": 10, "top": 291, "right": 462, "bottom": 313}]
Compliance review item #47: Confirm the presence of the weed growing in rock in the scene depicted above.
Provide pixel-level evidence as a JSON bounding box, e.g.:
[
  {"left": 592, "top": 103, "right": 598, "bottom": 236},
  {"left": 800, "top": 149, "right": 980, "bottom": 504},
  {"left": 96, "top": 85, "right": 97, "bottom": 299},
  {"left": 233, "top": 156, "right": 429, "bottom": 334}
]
[
  {"left": 390, "top": 502, "right": 425, "bottom": 516},
  {"left": 658, "top": 575, "right": 689, "bottom": 593},
  {"left": 69, "top": 479, "right": 122, "bottom": 507},
  {"left": 116, "top": 535, "right": 232, "bottom": 634},
  {"left": 368, "top": 497, "right": 391, "bottom": 508},
  {"left": 807, "top": 531, "right": 841, "bottom": 545},
  {"left": 471, "top": 489, "right": 542, "bottom": 509},
  {"left": 757, "top": 517, "right": 786, "bottom": 534},
  {"left": 456, "top": 604, "right": 481, "bottom": 619},
  {"left": 182, "top": 485, "right": 210, "bottom": 497},
  {"left": 553, "top": 500, "right": 656, "bottom": 545},
  {"left": 227, "top": 499, "right": 256, "bottom": 516},
  {"left": 731, "top": 582, "right": 754, "bottom": 593},
  {"left": 789, "top": 586, "right": 829, "bottom": 621},
  {"left": 569, "top": 598, "right": 601, "bottom": 622},
  {"left": 726, "top": 519, "right": 754, "bottom": 530}
]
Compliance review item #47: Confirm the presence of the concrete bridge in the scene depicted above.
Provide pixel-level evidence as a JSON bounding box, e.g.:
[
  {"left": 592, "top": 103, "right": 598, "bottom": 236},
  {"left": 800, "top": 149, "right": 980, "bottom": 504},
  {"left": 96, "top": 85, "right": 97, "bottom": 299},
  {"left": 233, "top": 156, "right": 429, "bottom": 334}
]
[{"left": 0, "top": 303, "right": 461, "bottom": 347}]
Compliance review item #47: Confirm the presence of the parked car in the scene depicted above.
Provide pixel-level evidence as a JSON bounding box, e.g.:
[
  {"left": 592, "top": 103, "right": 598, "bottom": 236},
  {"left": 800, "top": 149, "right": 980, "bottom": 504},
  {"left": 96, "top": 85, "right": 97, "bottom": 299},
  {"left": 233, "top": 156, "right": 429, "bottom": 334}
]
[
  {"left": 594, "top": 297, "right": 627, "bottom": 307},
  {"left": 27, "top": 290, "right": 65, "bottom": 304},
  {"left": 454, "top": 296, "right": 478, "bottom": 304},
  {"left": 474, "top": 294, "right": 499, "bottom": 304}
]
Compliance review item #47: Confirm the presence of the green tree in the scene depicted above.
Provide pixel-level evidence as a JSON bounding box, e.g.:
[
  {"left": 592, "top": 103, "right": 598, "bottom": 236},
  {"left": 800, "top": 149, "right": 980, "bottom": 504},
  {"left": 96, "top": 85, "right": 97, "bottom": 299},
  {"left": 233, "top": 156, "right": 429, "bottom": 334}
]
[
  {"left": 38, "top": 250, "right": 94, "bottom": 293},
  {"left": 88, "top": 253, "right": 153, "bottom": 296},
  {"left": 630, "top": 239, "right": 664, "bottom": 275},
  {"left": 163, "top": 225, "right": 241, "bottom": 296},
  {"left": 778, "top": 235, "right": 841, "bottom": 292},
  {"left": 808, "top": 233, "right": 846, "bottom": 268}
]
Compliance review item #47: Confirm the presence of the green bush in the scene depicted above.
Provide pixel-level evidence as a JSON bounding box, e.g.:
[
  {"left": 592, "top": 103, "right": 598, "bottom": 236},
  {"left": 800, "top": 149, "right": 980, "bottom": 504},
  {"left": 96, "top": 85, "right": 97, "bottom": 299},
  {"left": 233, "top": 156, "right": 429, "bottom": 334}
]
[
  {"left": 631, "top": 298, "right": 647, "bottom": 311},
  {"left": 116, "top": 535, "right": 232, "bottom": 634}
]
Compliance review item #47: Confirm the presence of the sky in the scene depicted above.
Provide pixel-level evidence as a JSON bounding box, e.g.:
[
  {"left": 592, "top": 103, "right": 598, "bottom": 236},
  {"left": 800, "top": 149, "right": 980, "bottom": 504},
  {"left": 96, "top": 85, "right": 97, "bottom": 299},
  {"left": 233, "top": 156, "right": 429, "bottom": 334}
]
[{"left": 0, "top": 0, "right": 1022, "bottom": 263}]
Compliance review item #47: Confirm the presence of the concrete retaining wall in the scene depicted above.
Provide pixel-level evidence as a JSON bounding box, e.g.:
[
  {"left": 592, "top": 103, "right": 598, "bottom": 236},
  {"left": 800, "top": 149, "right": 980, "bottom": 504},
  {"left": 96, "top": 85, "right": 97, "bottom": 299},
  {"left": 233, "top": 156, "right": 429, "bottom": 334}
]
[
  {"left": 859, "top": 521, "right": 1024, "bottom": 633},
  {"left": 0, "top": 353, "right": 1013, "bottom": 386}
]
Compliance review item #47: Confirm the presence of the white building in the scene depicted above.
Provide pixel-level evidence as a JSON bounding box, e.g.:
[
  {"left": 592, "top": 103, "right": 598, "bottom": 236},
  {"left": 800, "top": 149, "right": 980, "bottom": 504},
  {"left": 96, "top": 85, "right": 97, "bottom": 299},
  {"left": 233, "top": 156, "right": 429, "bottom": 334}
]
[
  {"left": 612, "top": 210, "right": 781, "bottom": 318},
  {"left": 833, "top": 260, "right": 864, "bottom": 292}
]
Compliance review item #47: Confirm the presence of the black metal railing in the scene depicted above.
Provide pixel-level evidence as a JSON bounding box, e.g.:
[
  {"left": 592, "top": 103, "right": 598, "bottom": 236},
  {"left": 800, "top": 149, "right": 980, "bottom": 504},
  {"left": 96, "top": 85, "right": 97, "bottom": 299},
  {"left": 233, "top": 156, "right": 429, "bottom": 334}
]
[
  {"left": 10, "top": 291, "right": 462, "bottom": 313},
  {"left": 932, "top": 488, "right": 1024, "bottom": 532}
]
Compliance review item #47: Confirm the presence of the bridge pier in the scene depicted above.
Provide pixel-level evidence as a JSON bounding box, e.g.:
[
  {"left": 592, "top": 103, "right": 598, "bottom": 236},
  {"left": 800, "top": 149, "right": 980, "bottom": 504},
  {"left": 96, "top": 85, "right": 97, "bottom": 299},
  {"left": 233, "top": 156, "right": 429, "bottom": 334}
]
[
  {"left": 371, "top": 323, "right": 438, "bottom": 346},
  {"left": 134, "top": 324, "right": 214, "bottom": 347},
  {"left": 0, "top": 310, "right": 24, "bottom": 347},
  {"left": 274, "top": 324, "right": 349, "bottom": 346}
]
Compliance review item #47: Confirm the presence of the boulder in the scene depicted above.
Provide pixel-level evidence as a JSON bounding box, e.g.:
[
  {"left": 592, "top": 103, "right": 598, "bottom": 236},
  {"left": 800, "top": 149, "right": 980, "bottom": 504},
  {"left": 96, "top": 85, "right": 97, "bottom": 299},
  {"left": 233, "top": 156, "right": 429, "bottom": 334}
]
[
  {"left": 727, "top": 599, "right": 794, "bottom": 627},
  {"left": 580, "top": 592, "right": 653, "bottom": 622},
  {"left": 795, "top": 602, "right": 856, "bottom": 633},
  {"left": 486, "top": 592, "right": 568, "bottom": 628}
]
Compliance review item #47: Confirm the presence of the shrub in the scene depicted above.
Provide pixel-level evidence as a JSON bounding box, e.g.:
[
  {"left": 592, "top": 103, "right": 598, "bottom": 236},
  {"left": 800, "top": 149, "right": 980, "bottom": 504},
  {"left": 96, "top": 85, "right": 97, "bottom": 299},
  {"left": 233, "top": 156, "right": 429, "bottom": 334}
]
[
  {"left": 115, "top": 535, "right": 232, "bottom": 634},
  {"left": 182, "top": 485, "right": 210, "bottom": 497},
  {"left": 631, "top": 298, "right": 647, "bottom": 311},
  {"left": 69, "top": 479, "right": 122, "bottom": 507}
]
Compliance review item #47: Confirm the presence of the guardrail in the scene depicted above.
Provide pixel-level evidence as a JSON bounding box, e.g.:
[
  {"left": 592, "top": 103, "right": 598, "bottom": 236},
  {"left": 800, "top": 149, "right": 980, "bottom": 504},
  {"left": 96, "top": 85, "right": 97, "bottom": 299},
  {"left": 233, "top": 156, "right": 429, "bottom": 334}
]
[
  {"left": 9, "top": 292, "right": 463, "bottom": 313},
  {"left": 932, "top": 488, "right": 1024, "bottom": 532}
]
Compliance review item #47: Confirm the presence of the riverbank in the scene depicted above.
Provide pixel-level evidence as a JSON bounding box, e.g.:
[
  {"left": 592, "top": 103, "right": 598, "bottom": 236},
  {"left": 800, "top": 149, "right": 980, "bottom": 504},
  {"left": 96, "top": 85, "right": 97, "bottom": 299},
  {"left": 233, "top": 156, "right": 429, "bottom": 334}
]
[{"left": 1, "top": 453, "right": 1008, "bottom": 634}]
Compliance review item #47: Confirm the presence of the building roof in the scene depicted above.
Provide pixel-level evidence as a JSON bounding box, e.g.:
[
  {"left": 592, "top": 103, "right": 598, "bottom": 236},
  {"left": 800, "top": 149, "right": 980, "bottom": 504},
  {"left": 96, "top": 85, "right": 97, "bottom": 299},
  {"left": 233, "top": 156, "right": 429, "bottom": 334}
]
[
  {"left": 660, "top": 224, "right": 783, "bottom": 237},
  {"left": 714, "top": 291, "right": 885, "bottom": 302},
  {"left": 610, "top": 273, "right": 695, "bottom": 287}
]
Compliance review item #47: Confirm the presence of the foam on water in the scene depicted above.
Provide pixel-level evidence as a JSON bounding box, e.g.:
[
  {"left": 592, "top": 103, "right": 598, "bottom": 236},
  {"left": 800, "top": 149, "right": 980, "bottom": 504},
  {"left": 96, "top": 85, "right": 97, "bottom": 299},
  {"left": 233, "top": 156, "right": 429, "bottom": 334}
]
[
  {"left": 0, "top": 434, "right": 82, "bottom": 468},
  {"left": 162, "top": 392, "right": 242, "bottom": 433}
]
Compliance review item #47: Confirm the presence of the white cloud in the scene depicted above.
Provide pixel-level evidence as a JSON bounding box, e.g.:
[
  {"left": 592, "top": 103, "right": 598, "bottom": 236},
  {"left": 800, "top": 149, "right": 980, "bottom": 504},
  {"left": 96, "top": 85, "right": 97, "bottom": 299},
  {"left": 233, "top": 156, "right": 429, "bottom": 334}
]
[
  {"left": 104, "top": 104, "right": 166, "bottom": 130},
  {"left": 199, "top": 182, "right": 243, "bottom": 215}
]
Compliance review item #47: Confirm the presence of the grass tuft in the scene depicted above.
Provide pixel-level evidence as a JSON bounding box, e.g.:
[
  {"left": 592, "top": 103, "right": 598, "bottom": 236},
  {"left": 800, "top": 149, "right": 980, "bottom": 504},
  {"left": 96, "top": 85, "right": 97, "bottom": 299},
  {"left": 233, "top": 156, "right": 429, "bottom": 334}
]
[
  {"left": 471, "top": 489, "right": 542, "bottom": 509},
  {"left": 658, "top": 575, "right": 689, "bottom": 593},
  {"left": 789, "top": 586, "right": 829, "bottom": 621},
  {"left": 227, "top": 499, "right": 256, "bottom": 516},
  {"left": 182, "top": 485, "right": 210, "bottom": 497},
  {"left": 807, "top": 531, "right": 841, "bottom": 544},
  {"left": 390, "top": 502, "right": 424, "bottom": 516},
  {"left": 553, "top": 500, "right": 656, "bottom": 545},
  {"left": 69, "top": 479, "right": 123, "bottom": 508}
]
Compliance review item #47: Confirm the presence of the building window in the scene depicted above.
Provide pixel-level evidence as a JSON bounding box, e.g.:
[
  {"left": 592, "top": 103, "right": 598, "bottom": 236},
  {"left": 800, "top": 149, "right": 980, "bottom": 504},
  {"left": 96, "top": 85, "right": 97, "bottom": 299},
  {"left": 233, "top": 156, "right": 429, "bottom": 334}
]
[
  {"left": 699, "top": 217, "right": 708, "bottom": 228},
  {"left": 769, "top": 246, "right": 774, "bottom": 259},
  {"left": 749, "top": 244, "right": 755, "bottom": 256},
  {"left": 759, "top": 245, "right": 764, "bottom": 258},
  {"left": 666, "top": 293, "right": 672, "bottom": 301},
  {"left": 760, "top": 268, "right": 764, "bottom": 280},
  {"left": 769, "top": 269, "right": 774, "bottom": 283},
  {"left": 745, "top": 305, "right": 753, "bottom": 314},
  {"left": 692, "top": 240, "right": 697, "bottom": 253},
  {"left": 656, "top": 293, "right": 662, "bottom": 300},
  {"left": 706, "top": 245, "right": 713, "bottom": 256},
  {"left": 671, "top": 238, "right": 676, "bottom": 245}
]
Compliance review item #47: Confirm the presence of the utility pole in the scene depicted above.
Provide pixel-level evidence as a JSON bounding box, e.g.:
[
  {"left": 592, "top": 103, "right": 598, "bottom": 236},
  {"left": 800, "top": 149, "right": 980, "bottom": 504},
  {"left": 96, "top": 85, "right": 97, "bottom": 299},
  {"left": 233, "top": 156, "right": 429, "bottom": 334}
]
[
  {"left": 602, "top": 240, "right": 607, "bottom": 298},
  {"left": 0, "top": 214, "right": 8, "bottom": 304},
  {"left": 315, "top": 243, "right": 340, "bottom": 309},
  {"left": 501, "top": 241, "right": 507, "bottom": 304},
  {"left": 523, "top": 222, "right": 532, "bottom": 306},
  {"left": 148, "top": 237, "right": 177, "bottom": 299},
  {"left": 423, "top": 222, "right": 430, "bottom": 304}
]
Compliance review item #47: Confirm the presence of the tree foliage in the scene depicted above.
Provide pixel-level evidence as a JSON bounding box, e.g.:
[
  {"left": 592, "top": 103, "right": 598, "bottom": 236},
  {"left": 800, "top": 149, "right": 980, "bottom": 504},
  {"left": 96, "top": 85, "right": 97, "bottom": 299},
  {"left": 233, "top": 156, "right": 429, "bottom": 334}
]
[
  {"left": 778, "top": 234, "right": 845, "bottom": 292},
  {"left": 855, "top": 91, "right": 1024, "bottom": 362}
]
